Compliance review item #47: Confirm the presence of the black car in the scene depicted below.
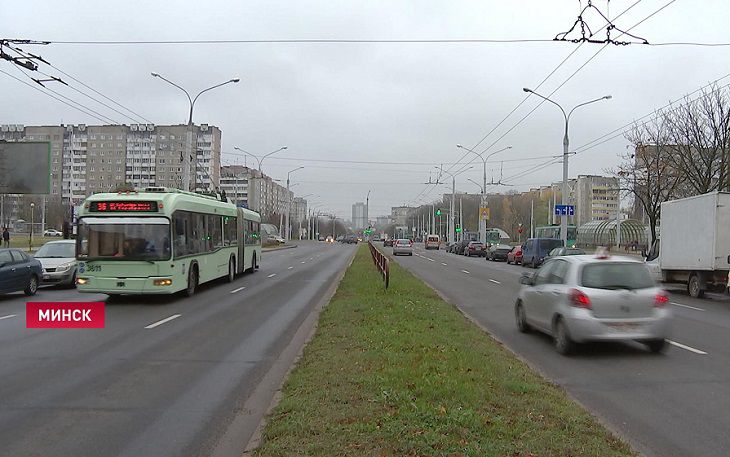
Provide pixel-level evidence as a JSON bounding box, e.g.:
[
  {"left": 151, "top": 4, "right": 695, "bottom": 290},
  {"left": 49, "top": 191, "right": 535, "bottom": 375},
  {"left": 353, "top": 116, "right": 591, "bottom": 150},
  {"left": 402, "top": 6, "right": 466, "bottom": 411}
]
[
  {"left": 487, "top": 244, "right": 513, "bottom": 261},
  {"left": 453, "top": 239, "right": 471, "bottom": 255},
  {"left": 0, "top": 248, "right": 42, "bottom": 296},
  {"left": 383, "top": 239, "right": 394, "bottom": 247}
]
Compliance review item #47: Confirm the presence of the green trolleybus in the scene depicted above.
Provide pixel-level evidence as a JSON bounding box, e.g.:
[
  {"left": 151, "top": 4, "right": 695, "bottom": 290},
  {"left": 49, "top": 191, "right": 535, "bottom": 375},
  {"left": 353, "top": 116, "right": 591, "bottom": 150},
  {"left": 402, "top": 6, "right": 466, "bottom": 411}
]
[{"left": 75, "top": 187, "right": 261, "bottom": 296}]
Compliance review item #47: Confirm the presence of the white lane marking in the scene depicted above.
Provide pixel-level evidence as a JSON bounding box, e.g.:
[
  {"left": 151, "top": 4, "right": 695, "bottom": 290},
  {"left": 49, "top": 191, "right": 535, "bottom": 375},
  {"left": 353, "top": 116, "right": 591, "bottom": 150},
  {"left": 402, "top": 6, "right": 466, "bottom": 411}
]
[
  {"left": 461, "top": 270, "right": 470, "bottom": 274},
  {"left": 667, "top": 340, "right": 707, "bottom": 355},
  {"left": 229, "top": 286, "right": 246, "bottom": 294},
  {"left": 267, "top": 273, "right": 277, "bottom": 278},
  {"left": 670, "top": 302, "right": 705, "bottom": 311},
  {"left": 427, "top": 258, "right": 434, "bottom": 262},
  {"left": 301, "top": 261, "right": 306, "bottom": 264},
  {"left": 0, "top": 314, "right": 17, "bottom": 321},
  {"left": 287, "top": 266, "right": 293, "bottom": 270},
  {"left": 489, "top": 279, "right": 501, "bottom": 284},
  {"left": 145, "top": 314, "right": 181, "bottom": 329},
  {"left": 441, "top": 262, "right": 448, "bottom": 266}
]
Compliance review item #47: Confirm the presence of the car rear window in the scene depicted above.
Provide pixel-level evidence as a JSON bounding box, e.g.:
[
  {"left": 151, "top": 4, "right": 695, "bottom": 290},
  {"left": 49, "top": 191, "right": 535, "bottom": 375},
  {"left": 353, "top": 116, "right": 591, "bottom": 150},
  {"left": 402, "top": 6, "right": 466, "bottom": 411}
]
[
  {"left": 427, "top": 236, "right": 438, "bottom": 241},
  {"left": 539, "top": 239, "right": 563, "bottom": 250},
  {"left": 581, "top": 263, "right": 655, "bottom": 290},
  {"left": 396, "top": 239, "right": 410, "bottom": 245}
]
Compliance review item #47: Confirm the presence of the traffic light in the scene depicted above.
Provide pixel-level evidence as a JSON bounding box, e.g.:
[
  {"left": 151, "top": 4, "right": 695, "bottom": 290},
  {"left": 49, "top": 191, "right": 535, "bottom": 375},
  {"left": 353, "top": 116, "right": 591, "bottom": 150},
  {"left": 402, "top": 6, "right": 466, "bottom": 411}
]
[
  {"left": 455, "top": 225, "right": 462, "bottom": 233},
  {"left": 436, "top": 208, "right": 442, "bottom": 216}
]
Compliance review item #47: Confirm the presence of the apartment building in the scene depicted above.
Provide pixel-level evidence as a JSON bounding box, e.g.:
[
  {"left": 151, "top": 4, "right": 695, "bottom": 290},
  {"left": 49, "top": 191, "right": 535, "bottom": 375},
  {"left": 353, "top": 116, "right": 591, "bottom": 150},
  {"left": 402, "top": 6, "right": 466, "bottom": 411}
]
[
  {"left": 352, "top": 202, "right": 366, "bottom": 229},
  {"left": 219, "top": 164, "right": 293, "bottom": 220}
]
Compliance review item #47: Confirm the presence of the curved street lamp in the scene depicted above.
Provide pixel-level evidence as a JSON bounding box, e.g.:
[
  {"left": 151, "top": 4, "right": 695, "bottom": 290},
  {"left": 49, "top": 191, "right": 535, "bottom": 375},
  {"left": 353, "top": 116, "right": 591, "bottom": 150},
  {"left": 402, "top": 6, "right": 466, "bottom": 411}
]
[
  {"left": 151, "top": 73, "right": 240, "bottom": 191},
  {"left": 522, "top": 87, "right": 611, "bottom": 245}
]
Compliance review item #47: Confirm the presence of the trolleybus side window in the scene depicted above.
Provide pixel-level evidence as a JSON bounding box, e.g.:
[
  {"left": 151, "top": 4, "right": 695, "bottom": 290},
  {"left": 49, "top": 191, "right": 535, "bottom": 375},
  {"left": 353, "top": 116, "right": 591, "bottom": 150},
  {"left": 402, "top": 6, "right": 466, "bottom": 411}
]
[{"left": 224, "top": 216, "right": 237, "bottom": 246}]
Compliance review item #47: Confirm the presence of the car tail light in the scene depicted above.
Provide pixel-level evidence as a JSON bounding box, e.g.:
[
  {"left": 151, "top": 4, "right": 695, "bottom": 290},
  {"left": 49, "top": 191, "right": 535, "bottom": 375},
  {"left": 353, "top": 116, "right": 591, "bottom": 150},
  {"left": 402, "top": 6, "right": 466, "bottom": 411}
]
[
  {"left": 654, "top": 292, "right": 669, "bottom": 307},
  {"left": 569, "top": 288, "right": 591, "bottom": 309}
]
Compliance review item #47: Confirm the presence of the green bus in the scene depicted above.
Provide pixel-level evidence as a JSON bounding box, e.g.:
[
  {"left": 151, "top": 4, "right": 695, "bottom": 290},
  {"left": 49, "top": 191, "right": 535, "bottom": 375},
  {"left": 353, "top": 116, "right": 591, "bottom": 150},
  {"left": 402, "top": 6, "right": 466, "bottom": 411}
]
[
  {"left": 534, "top": 225, "right": 577, "bottom": 247},
  {"left": 75, "top": 187, "right": 261, "bottom": 296}
]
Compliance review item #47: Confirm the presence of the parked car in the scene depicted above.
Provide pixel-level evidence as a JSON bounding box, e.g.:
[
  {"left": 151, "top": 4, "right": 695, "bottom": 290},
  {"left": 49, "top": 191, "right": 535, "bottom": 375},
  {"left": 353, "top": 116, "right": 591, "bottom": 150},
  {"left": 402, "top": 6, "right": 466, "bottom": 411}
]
[
  {"left": 464, "top": 241, "right": 487, "bottom": 257},
  {"left": 445, "top": 241, "right": 458, "bottom": 253},
  {"left": 515, "top": 255, "right": 671, "bottom": 354},
  {"left": 454, "top": 239, "right": 471, "bottom": 255},
  {"left": 522, "top": 238, "right": 564, "bottom": 268},
  {"left": 487, "top": 244, "right": 513, "bottom": 261},
  {"left": 547, "top": 247, "right": 586, "bottom": 258},
  {"left": 425, "top": 234, "right": 440, "bottom": 250},
  {"left": 43, "top": 229, "right": 63, "bottom": 237},
  {"left": 507, "top": 246, "right": 523, "bottom": 265},
  {"left": 393, "top": 238, "right": 413, "bottom": 256},
  {"left": 384, "top": 238, "right": 394, "bottom": 247},
  {"left": 0, "top": 248, "right": 42, "bottom": 296},
  {"left": 33, "top": 240, "right": 77, "bottom": 287}
]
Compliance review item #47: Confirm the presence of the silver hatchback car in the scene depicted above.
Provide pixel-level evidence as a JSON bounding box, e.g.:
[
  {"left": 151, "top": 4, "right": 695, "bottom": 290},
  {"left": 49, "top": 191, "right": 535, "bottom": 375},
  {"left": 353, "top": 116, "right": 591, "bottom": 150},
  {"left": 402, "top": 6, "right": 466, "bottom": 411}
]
[
  {"left": 392, "top": 239, "right": 413, "bottom": 256},
  {"left": 515, "top": 254, "right": 671, "bottom": 354}
]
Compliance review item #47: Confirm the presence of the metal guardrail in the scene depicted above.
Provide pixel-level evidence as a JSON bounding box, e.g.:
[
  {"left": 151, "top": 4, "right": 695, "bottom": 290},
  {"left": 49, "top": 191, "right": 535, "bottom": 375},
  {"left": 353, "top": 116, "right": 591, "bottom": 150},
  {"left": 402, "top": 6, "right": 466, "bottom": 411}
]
[{"left": 367, "top": 241, "right": 390, "bottom": 289}]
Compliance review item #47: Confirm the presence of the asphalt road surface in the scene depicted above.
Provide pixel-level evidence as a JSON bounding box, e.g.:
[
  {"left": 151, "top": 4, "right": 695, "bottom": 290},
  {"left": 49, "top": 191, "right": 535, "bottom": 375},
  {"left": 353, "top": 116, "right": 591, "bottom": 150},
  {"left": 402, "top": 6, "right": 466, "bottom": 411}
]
[
  {"left": 0, "top": 242, "right": 354, "bottom": 457},
  {"left": 390, "top": 243, "right": 730, "bottom": 457}
]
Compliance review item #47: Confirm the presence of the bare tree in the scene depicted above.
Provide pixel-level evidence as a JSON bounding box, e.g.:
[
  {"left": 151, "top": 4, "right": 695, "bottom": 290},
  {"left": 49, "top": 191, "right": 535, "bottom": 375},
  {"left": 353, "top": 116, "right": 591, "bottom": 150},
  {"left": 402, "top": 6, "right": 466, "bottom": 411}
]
[
  {"left": 663, "top": 84, "right": 730, "bottom": 196},
  {"left": 613, "top": 118, "right": 683, "bottom": 245}
]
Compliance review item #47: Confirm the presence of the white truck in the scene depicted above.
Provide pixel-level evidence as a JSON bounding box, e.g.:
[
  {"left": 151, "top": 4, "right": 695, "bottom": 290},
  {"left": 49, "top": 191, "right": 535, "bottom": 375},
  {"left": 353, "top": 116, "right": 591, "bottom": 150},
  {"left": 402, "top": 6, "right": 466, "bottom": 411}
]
[{"left": 645, "top": 191, "right": 730, "bottom": 298}]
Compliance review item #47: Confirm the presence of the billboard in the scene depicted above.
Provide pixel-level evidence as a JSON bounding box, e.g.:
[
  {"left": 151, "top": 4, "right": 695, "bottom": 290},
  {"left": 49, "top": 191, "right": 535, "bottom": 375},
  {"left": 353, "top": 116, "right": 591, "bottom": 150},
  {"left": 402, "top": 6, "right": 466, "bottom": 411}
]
[{"left": 0, "top": 142, "right": 51, "bottom": 194}]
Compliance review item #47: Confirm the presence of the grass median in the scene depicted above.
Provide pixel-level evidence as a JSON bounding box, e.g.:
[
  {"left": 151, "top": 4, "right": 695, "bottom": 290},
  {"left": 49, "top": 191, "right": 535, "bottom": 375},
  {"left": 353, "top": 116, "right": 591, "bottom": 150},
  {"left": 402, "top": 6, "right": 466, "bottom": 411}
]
[{"left": 254, "top": 245, "right": 634, "bottom": 456}]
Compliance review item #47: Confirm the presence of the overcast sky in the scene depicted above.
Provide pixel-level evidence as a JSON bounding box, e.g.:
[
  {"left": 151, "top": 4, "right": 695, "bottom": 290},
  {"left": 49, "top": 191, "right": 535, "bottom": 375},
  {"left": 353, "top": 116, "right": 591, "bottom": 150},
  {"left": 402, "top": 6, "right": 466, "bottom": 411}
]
[{"left": 3, "top": 0, "right": 730, "bottom": 219}]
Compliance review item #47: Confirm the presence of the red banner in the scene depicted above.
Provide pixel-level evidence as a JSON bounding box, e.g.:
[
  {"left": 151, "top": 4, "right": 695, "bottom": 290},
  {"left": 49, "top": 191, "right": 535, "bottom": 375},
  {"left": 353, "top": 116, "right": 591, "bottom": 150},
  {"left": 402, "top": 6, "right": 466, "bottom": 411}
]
[{"left": 26, "top": 302, "right": 105, "bottom": 328}]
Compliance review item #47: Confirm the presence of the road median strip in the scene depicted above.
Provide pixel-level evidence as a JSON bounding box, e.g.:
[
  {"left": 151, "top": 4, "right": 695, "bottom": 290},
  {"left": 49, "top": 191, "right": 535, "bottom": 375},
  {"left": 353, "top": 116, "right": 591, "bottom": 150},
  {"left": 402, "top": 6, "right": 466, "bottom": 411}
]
[{"left": 252, "top": 245, "right": 634, "bottom": 456}]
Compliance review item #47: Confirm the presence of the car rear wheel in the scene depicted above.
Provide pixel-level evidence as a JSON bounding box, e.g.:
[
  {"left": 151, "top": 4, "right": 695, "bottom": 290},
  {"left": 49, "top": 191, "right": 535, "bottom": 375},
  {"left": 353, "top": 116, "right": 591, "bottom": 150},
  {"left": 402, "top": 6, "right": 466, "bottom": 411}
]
[
  {"left": 645, "top": 339, "right": 667, "bottom": 353},
  {"left": 24, "top": 275, "right": 39, "bottom": 296},
  {"left": 688, "top": 274, "right": 704, "bottom": 298},
  {"left": 515, "top": 301, "right": 531, "bottom": 333},
  {"left": 554, "top": 318, "right": 574, "bottom": 355}
]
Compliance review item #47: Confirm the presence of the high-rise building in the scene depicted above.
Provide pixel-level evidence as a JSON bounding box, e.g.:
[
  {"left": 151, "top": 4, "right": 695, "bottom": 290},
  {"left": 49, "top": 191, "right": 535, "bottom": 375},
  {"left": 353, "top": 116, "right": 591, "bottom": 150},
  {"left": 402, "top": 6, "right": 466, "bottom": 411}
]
[
  {"left": 574, "top": 175, "right": 620, "bottom": 226},
  {"left": 219, "top": 165, "right": 293, "bottom": 221},
  {"left": 352, "top": 202, "right": 366, "bottom": 229},
  {"left": 0, "top": 123, "right": 222, "bottom": 206}
]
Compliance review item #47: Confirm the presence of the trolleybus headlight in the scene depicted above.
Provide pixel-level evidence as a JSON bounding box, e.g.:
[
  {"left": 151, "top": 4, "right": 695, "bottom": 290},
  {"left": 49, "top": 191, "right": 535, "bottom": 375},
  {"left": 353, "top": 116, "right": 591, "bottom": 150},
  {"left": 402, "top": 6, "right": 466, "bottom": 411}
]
[
  {"left": 76, "top": 277, "right": 89, "bottom": 285},
  {"left": 153, "top": 278, "right": 172, "bottom": 286}
]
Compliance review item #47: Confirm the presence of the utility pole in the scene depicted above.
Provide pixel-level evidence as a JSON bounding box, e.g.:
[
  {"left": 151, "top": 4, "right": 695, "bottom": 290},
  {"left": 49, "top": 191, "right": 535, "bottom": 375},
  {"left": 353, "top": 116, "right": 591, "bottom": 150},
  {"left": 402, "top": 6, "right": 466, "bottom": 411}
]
[
  {"left": 459, "top": 196, "right": 463, "bottom": 242},
  {"left": 530, "top": 199, "right": 534, "bottom": 238}
]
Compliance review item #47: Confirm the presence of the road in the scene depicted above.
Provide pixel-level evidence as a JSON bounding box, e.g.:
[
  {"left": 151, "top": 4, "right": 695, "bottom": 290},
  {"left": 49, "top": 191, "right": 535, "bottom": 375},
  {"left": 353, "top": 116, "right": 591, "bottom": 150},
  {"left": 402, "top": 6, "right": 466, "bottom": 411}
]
[
  {"left": 390, "top": 243, "right": 730, "bottom": 457},
  {"left": 0, "top": 242, "right": 354, "bottom": 457}
]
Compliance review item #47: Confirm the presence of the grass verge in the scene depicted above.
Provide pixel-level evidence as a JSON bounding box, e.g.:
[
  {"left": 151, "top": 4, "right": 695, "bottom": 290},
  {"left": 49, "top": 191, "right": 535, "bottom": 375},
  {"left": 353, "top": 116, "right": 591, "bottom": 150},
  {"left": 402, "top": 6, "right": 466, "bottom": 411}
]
[{"left": 254, "top": 245, "right": 634, "bottom": 456}]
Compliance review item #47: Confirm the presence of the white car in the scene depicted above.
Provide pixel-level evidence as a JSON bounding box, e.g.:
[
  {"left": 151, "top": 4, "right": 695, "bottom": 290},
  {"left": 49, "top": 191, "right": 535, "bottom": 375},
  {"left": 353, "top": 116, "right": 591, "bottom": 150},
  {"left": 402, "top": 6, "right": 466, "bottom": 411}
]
[
  {"left": 43, "top": 229, "right": 63, "bottom": 237},
  {"left": 34, "top": 240, "right": 78, "bottom": 287},
  {"left": 515, "top": 254, "right": 671, "bottom": 354},
  {"left": 392, "top": 239, "right": 413, "bottom": 256}
]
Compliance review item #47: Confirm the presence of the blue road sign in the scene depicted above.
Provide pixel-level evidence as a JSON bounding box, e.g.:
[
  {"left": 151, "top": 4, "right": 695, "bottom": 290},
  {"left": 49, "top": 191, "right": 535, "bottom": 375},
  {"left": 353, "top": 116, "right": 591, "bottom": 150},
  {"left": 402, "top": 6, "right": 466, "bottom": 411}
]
[{"left": 554, "top": 204, "right": 575, "bottom": 216}]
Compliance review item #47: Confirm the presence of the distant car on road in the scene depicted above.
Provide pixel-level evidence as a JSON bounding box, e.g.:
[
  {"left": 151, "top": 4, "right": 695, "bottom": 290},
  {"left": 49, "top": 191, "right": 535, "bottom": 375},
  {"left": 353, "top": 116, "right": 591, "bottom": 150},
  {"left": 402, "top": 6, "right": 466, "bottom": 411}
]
[
  {"left": 507, "top": 246, "right": 523, "bottom": 265},
  {"left": 325, "top": 235, "right": 335, "bottom": 243},
  {"left": 43, "top": 229, "right": 63, "bottom": 237},
  {"left": 392, "top": 238, "right": 413, "bottom": 256},
  {"left": 445, "top": 241, "right": 458, "bottom": 253},
  {"left": 464, "top": 241, "right": 487, "bottom": 257},
  {"left": 0, "top": 248, "right": 42, "bottom": 296},
  {"left": 547, "top": 247, "right": 586, "bottom": 258},
  {"left": 33, "top": 240, "right": 77, "bottom": 287},
  {"left": 487, "top": 244, "right": 512, "bottom": 261},
  {"left": 383, "top": 238, "right": 394, "bottom": 247},
  {"left": 453, "top": 239, "right": 471, "bottom": 255},
  {"left": 515, "top": 255, "right": 671, "bottom": 354},
  {"left": 522, "top": 238, "right": 564, "bottom": 268},
  {"left": 425, "top": 235, "right": 440, "bottom": 250},
  {"left": 318, "top": 236, "right": 325, "bottom": 241}
]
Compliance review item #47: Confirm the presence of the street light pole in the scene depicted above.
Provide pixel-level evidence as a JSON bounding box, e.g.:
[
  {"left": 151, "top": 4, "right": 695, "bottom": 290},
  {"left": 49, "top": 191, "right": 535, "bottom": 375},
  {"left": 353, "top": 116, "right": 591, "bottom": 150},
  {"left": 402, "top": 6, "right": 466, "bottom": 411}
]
[
  {"left": 437, "top": 166, "right": 473, "bottom": 244},
  {"left": 523, "top": 87, "right": 611, "bottom": 246},
  {"left": 284, "top": 167, "right": 304, "bottom": 242},
  {"left": 456, "top": 144, "right": 512, "bottom": 244},
  {"left": 365, "top": 190, "right": 371, "bottom": 232},
  {"left": 151, "top": 73, "right": 239, "bottom": 191},
  {"left": 29, "top": 202, "right": 35, "bottom": 252}
]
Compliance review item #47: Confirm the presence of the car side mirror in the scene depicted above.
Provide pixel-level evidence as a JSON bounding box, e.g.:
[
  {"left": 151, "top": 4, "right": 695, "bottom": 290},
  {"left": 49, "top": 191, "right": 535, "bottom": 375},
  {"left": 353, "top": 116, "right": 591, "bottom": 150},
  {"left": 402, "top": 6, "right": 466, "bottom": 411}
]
[{"left": 519, "top": 273, "right": 534, "bottom": 286}]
